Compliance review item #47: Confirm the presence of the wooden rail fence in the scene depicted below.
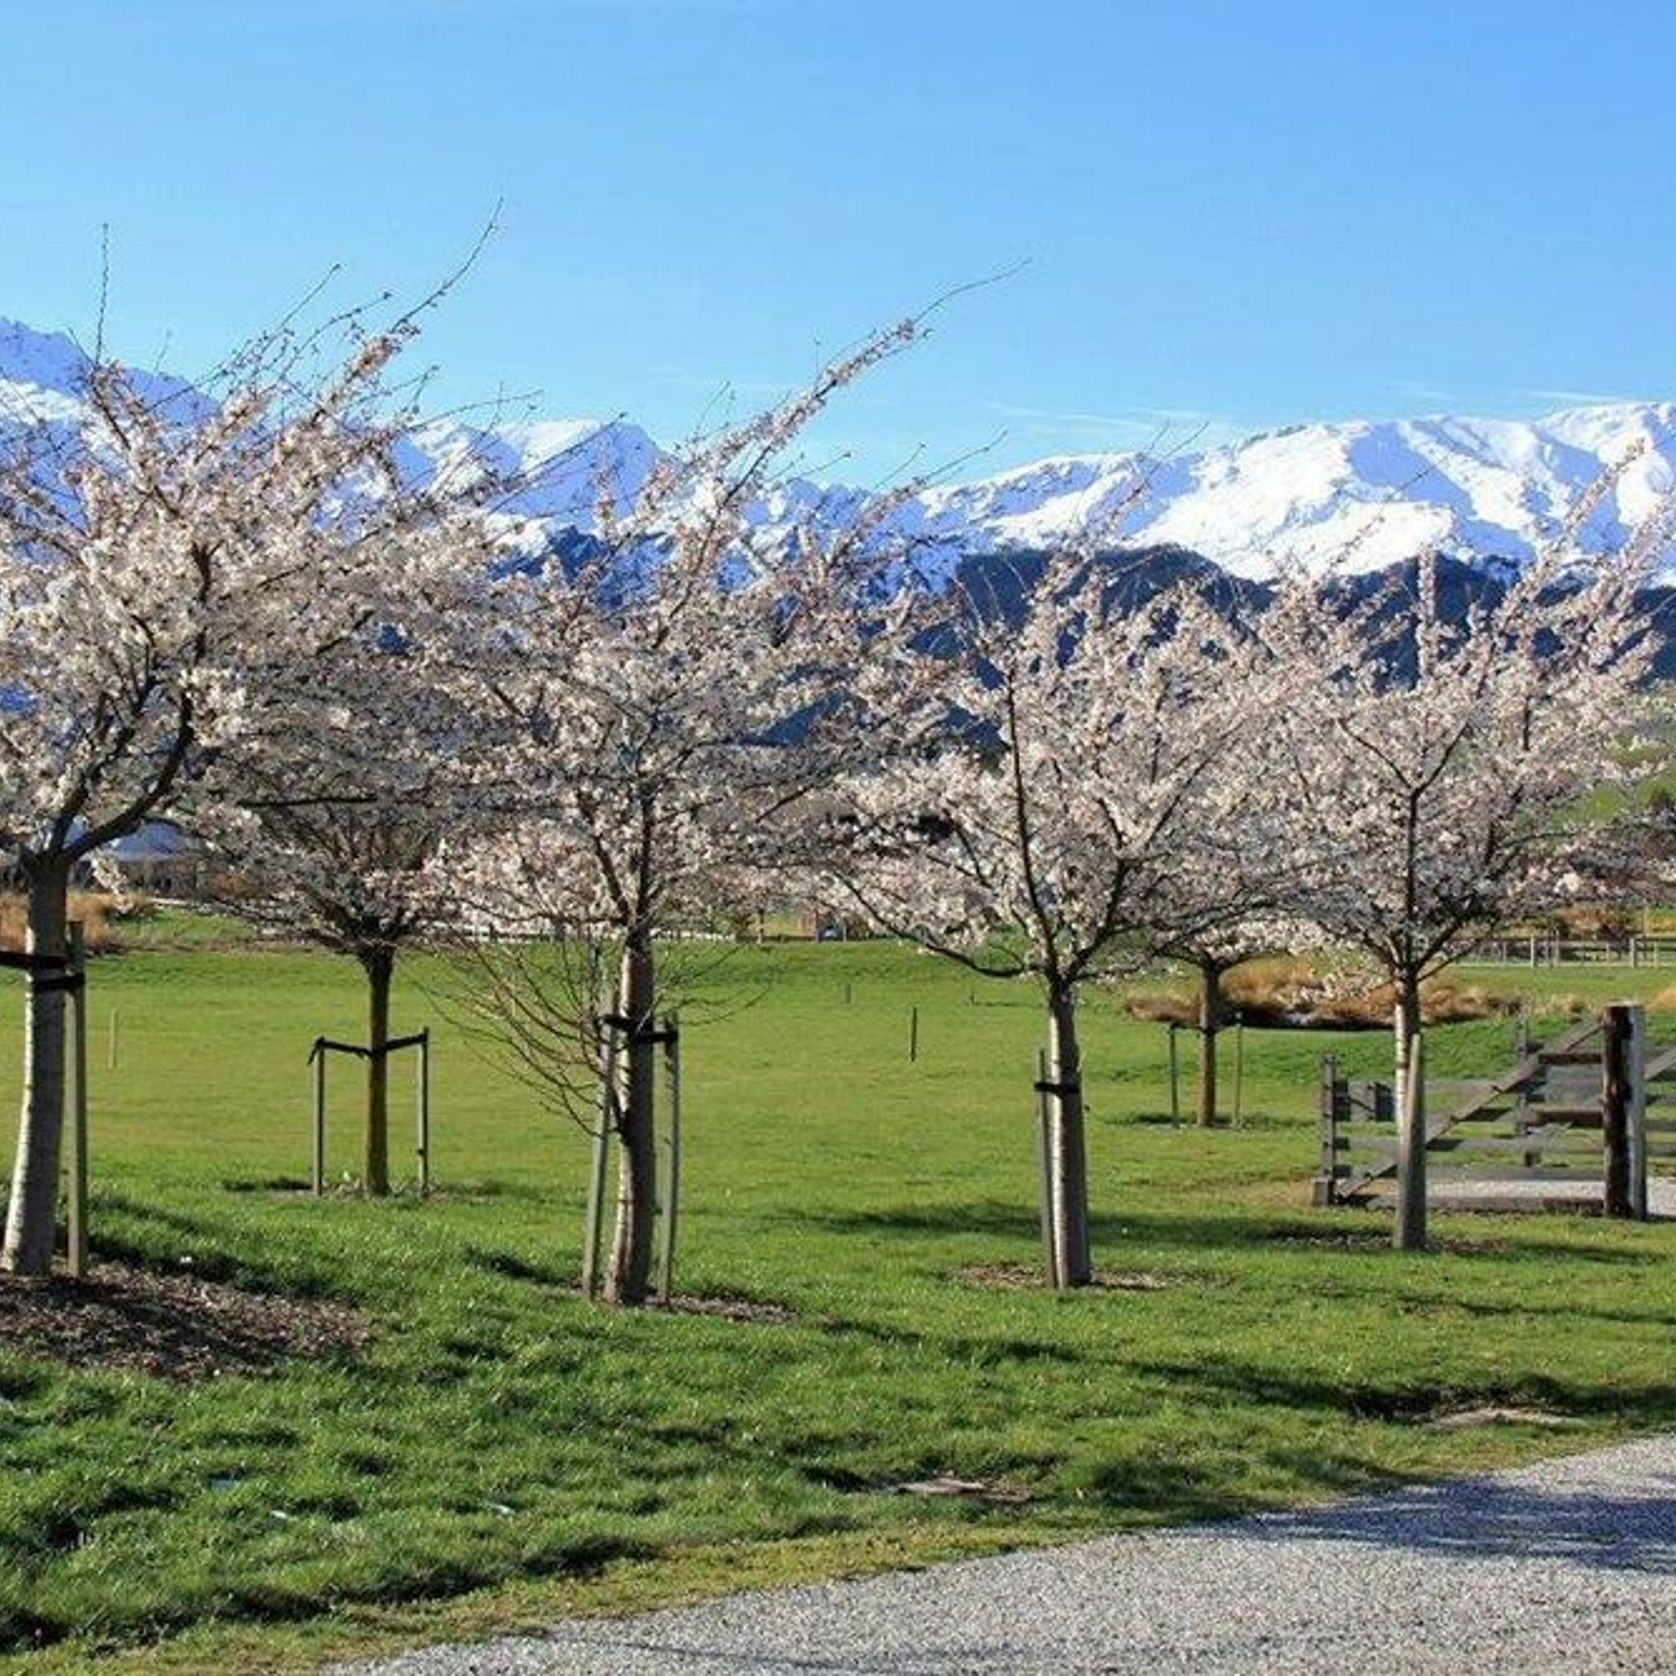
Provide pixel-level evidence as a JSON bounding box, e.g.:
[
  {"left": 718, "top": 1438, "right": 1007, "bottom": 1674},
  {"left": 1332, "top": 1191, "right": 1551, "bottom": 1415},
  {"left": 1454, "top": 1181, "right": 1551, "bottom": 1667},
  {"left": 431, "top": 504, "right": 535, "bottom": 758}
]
[
  {"left": 1469, "top": 935, "right": 1676, "bottom": 968},
  {"left": 1315, "top": 1006, "right": 1675, "bottom": 1216}
]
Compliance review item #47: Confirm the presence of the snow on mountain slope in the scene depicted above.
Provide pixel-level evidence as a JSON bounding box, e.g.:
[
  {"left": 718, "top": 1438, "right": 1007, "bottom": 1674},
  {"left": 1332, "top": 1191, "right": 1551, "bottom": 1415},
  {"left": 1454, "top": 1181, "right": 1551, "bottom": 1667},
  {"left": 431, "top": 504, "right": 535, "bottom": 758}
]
[
  {"left": 1, "top": 315, "right": 1670, "bottom": 581},
  {"left": 0, "top": 317, "right": 209, "bottom": 428},
  {"left": 907, "top": 408, "right": 1676, "bottom": 578}
]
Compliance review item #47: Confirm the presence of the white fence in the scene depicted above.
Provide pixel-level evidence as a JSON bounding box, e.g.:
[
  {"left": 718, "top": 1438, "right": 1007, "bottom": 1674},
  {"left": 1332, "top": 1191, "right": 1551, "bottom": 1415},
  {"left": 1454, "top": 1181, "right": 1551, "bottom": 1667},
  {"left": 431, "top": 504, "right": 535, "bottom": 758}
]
[{"left": 1467, "top": 935, "right": 1676, "bottom": 969}]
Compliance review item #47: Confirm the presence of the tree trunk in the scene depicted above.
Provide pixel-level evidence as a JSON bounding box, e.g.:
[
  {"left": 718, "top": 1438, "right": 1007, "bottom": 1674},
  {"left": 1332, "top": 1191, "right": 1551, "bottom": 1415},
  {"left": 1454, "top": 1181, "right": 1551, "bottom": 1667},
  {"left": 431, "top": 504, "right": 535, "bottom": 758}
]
[
  {"left": 361, "top": 946, "right": 394, "bottom": 1197},
  {"left": 3, "top": 855, "right": 72, "bottom": 1275},
  {"left": 1196, "top": 959, "right": 1226, "bottom": 1128},
  {"left": 1392, "top": 976, "right": 1427, "bottom": 1252},
  {"left": 1046, "top": 983, "right": 1093, "bottom": 1287},
  {"left": 606, "top": 934, "right": 658, "bottom": 1306}
]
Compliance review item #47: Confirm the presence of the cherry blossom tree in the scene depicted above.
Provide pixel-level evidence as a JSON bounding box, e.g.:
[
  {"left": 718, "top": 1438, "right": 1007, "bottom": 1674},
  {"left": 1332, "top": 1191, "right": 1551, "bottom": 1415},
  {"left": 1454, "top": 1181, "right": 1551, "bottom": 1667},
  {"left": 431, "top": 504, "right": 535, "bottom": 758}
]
[
  {"left": 1278, "top": 529, "right": 1666, "bottom": 1250},
  {"left": 824, "top": 552, "right": 1298, "bottom": 1286},
  {"left": 200, "top": 624, "right": 469, "bottom": 1196},
  {"left": 1152, "top": 910, "right": 1307, "bottom": 1128},
  {"left": 441, "top": 322, "right": 923, "bottom": 1305},
  {"left": 0, "top": 312, "right": 463, "bottom": 1271}
]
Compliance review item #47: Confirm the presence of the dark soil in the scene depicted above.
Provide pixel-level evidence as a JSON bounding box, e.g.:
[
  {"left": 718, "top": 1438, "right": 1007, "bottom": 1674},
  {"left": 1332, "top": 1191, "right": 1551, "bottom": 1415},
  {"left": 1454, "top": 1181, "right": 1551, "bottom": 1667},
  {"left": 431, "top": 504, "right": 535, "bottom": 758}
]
[
  {"left": 1262, "top": 1224, "right": 1508, "bottom": 1256},
  {"left": 889, "top": 1473, "right": 1035, "bottom": 1502},
  {"left": 0, "top": 1260, "right": 369, "bottom": 1381},
  {"left": 956, "top": 1262, "right": 1176, "bottom": 1291},
  {"left": 661, "top": 1294, "right": 795, "bottom": 1323}
]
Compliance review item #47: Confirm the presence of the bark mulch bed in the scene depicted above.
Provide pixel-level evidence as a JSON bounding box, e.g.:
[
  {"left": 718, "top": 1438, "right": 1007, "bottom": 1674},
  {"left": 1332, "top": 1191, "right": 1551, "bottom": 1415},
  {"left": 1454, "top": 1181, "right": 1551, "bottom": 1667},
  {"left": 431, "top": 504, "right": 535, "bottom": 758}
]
[
  {"left": 889, "top": 1473, "right": 1036, "bottom": 1503},
  {"left": 1262, "top": 1225, "right": 1507, "bottom": 1256},
  {"left": 0, "top": 1261, "right": 369, "bottom": 1382},
  {"left": 662, "top": 1294, "right": 796, "bottom": 1324},
  {"left": 956, "top": 1262, "right": 1177, "bottom": 1291}
]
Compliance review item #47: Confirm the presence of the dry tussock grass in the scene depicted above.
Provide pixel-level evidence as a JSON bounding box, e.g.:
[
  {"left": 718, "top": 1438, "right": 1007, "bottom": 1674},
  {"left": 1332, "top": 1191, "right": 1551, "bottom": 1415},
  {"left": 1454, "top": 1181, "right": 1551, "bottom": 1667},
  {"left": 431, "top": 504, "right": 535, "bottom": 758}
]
[
  {"left": 0, "top": 892, "right": 129, "bottom": 955},
  {"left": 1130, "top": 955, "right": 1523, "bottom": 1031}
]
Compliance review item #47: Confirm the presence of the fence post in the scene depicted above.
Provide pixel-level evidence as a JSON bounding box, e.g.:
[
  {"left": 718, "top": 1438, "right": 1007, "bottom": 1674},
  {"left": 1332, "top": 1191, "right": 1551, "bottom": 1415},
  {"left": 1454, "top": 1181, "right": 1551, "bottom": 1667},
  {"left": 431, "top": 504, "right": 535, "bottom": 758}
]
[
  {"left": 1231, "top": 1015, "right": 1245, "bottom": 1128},
  {"left": 657, "top": 1012, "right": 682, "bottom": 1303},
  {"left": 66, "top": 922, "right": 88, "bottom": 1279},
  {"left": 1602, "top": 1004, "right": 1635, "bottom": 1219},
  {"left": 1312, "top": 1054, "right": 1339, "bottom": 1206},
  {"left": 311, "top": 1041, "right": 327, "bottom": 1196},
  {"left": 415, "top": 1028, "right": 431, "bottom": 1197},
  {"left": 1628, "top": 1005, "right": 1648, "bottom": 1221},
  {"left": 1514, "top": 1010, "right": 1539, "bottom": 1170},
  {"left": 582, "top": 1012, "right": 619, "bottom": 1299},
  {"left": 1035, "top": 1047, "right": 1061, "bottom": 1289},
  {"left": 1167, "top": 1024, "right": 1180, "bottom": 1125},
  {"left": 908, "top": 1005, "right": 919, "bottom": 1064},
  {"left": 1394, "top": 1033, "right": 1427, "bottom": 1251}
]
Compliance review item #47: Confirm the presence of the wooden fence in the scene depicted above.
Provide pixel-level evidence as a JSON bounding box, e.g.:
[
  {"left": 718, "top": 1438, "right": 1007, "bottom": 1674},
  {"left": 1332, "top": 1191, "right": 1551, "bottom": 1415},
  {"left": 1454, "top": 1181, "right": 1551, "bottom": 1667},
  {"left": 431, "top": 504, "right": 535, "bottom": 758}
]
[
  {"left": 1315, "top": 1007, "right": 1676, "bottom": 1215},
  {"left": 1469, "top": 935, "right": 1676, "bottom": 968}
]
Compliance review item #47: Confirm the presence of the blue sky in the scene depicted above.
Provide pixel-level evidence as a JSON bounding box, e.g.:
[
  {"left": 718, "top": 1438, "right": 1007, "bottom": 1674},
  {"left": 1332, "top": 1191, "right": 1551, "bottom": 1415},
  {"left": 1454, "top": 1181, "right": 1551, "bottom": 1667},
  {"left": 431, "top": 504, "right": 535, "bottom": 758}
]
[{"left": 2, "top": 0, "right": 1672, "bottom": 477}]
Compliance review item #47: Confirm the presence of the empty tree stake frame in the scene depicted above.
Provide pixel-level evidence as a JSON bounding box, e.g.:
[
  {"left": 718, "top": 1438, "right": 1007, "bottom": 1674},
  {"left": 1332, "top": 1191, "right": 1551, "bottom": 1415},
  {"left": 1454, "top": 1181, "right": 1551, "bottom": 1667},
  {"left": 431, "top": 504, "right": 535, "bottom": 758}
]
[{"left": 308, "top": 1029, "right": 432, "bottom": 1195}]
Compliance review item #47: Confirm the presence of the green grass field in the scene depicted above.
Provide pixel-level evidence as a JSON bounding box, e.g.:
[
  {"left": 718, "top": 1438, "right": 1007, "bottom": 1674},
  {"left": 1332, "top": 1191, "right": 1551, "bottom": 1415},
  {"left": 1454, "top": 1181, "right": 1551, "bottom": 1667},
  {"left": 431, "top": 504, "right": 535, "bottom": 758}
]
[{"left": 4, "top": 929, "right": 1676, "bottom": 1673}]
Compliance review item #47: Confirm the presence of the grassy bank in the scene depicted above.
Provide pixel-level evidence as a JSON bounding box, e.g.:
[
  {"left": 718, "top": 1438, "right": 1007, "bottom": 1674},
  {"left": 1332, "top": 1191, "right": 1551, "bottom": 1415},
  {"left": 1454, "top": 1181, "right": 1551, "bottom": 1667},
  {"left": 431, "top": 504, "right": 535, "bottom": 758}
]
[{"left": 2, "top": 936, "right": 1673, "bottom": 1672}]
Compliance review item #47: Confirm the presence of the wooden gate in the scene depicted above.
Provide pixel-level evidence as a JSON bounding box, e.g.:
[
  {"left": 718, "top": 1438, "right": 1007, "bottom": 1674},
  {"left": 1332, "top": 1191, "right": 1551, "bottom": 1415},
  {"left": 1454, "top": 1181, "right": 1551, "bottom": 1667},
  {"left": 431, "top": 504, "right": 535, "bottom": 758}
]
[{"left": 1314, "top": 1010, "right": 1667, "bottom": 1214}]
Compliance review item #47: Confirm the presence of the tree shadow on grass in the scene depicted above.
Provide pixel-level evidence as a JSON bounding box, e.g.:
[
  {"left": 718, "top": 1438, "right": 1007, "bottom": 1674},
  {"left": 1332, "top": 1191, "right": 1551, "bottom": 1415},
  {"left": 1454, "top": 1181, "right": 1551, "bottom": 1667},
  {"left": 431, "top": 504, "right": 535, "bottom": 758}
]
[
  {"left": 1128, "top": 1353, "right": 1676, "bottom": 1431},
  {"left": 791, "top": 1198, "right": 1139, "bottom": 1246},
  {"left": 91, "top": 1191, "right": 349, "bottom": 1301},
  {"left": 1376, "top": 1289, "right": 1676, "bottom": 1331},
  {"left": 0, "top": 1530, "right": 656, "bottom": 1657},
  {"left": 463, "top": 1244, "right": 572, "bottom": 1287}
]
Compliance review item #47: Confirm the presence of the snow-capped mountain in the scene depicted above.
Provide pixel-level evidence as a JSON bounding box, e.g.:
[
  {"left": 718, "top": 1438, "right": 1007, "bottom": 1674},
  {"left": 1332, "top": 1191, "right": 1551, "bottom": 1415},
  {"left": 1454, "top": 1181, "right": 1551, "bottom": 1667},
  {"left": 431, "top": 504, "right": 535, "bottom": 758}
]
[
  {"left": 893, "top": 406, "right": 1676, "bottom": 580},
  {"left": 4, "top": 316, "right": 1672, "bottom": 581}
]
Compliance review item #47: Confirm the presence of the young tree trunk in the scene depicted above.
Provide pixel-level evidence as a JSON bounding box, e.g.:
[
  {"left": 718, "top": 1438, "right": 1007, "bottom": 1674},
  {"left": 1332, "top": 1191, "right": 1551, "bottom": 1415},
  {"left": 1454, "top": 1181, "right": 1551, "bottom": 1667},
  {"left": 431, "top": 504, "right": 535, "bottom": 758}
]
[
  {"left": 606, "top": 934, "right": 659, "bottom": 1306},
  {"left": 1046, "top": 983, "right": 1093, "bottom": 1287},
  {"left": 1392, "top": 976, "right": 1427, "bottom": 1251},
  {"left": 1196, "top": 958, "right": 1227, "bottom": 1128},
  {"left": 361, "top": 945, "right": 394, "bottom": 1197},
  {"left": 3, "top": 854, "right": 72, "bottom": 1275}
]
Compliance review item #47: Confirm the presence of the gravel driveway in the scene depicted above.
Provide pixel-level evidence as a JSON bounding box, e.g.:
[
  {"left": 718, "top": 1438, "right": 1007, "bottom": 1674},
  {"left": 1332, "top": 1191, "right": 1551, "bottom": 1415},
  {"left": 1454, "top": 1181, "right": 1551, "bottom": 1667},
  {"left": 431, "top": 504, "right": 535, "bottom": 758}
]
[
  {"left": 1426, "top": 1178, "right": 1676, "bottom": 1217},
  {"left": 336, "top": 1430, "right": 1676, "bottom": 1675}
]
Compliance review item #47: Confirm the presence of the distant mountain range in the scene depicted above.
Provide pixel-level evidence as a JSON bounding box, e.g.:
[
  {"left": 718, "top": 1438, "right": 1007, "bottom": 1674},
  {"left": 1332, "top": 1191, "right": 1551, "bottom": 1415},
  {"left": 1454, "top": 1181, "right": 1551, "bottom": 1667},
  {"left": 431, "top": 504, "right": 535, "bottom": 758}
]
[{"left": 3, "top": 316, "right": 1672, "bottom": 582}]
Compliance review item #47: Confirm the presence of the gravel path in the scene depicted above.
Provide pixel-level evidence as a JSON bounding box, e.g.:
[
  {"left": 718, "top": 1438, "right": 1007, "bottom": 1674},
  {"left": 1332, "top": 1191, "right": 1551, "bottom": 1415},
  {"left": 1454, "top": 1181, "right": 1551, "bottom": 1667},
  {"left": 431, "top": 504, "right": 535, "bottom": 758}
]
[
  {"left": 338, "top": 1432, "right": 1676, "bottom": 1675},
  {"left": 1384, "top": 1178, "right": 1676, "bottom": 1216}
]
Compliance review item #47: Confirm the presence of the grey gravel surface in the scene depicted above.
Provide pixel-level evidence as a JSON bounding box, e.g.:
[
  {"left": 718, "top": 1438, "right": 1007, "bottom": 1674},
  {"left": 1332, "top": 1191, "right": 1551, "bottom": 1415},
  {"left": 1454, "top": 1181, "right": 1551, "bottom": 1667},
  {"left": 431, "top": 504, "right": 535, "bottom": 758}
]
[
  {"left": 336, "top": 1431, "right": 1676, "bottom": 1675},
  {"left": 1427, "top": 1178, "right": 1676, "bottom": 1216}
]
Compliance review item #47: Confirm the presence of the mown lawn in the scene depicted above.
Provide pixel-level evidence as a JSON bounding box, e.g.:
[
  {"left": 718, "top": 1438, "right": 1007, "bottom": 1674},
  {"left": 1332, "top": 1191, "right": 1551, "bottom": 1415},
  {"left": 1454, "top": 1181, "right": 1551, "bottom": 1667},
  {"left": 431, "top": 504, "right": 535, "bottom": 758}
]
[{"left": 2, "top": 933, "right": 1674, "bottom": 1673}]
